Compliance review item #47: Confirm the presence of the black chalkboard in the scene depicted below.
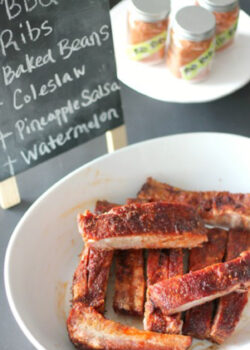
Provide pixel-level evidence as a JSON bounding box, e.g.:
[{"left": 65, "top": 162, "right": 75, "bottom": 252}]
[{"left": 0, "top": 0, "right": 123, "bottom": 182}]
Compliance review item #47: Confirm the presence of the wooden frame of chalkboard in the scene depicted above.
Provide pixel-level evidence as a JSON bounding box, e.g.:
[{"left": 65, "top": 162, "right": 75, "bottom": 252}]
[
  {"left": 0, "top": 126, "right": 127, "bottom": 209},
  {"left": 0, "top": 0, "right": 126, "bottom": 209}
]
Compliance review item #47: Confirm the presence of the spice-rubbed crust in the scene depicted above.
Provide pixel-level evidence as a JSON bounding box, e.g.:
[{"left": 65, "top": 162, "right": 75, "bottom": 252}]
[
  {"left": 78, "top": 202, "right": 207, "bottom": 250},
  {"left": 72, "top": 247, "right": 113, "bottom": 312},
  {"left": 72, "top": 201, "right": 117, "bottom": 312},
  {"left": 112, "top": 198, "right": 145, "bottom": 316},
  {"left": 113, "top": 249, "right": 145, "bottom": 316},
  {"left": 149, "top": 251, "right": 250, "bottom": 316},
  {"left": 138, "top": 177, "right": 250, "bottom": 229},
  {"left": 95, "top": 200, "right": 119, "bottom": 215},
  {"left": 210, "top": 230, "right": 250, "bottom": 344},
  {"left": 210, "top": 291, "right": 248, "bottom": 344},
  {"left": 67, "top": 303, "right": 192, "bottom": 350},
  {"left": 144, "top": 249, "right": 183, "bottom": 334},
  {"left": 183, "top": 228, "right": 228, "bottom": 339}
]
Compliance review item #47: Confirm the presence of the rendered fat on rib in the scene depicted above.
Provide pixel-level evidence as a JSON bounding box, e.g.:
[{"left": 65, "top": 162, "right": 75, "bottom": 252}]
[
  {"left": 138, "top": 177, "right": 250, "bottom": 229},
  {"left": 149, "top": 251, "right": 250, "bottom": 316},
  {"left": 78, "top": 202, "right": 208, "bottom": 250},
  {"left": 144, "top": 249, "right": 183, "bottom": 334},
  {"left": 210, "top": 230, "right": 250, "bottom": 344},
  {"left": 72, "top": 201, "right": 118, "bottom": 312},
  {"left": 113, "top": 249, "right": 145, "bottom": 316},
  {"left": 67, "top": 303, "right": 192, "bottom": 350},
  {"left": 183, "top": 228, "right": 228, "bottom": 339}
]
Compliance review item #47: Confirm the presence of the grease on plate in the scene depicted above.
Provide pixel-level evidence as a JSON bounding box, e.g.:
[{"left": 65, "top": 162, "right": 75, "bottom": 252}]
[{"left": 56, "top": 281, "right": 68, "bottom": 322}]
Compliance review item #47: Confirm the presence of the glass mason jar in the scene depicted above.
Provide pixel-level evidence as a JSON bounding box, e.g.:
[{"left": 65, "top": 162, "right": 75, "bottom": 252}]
[
  {"left": 197, "top": 0, "right": 239, "bottom": 51},
  {"left": 127, "top": 0, "right": 170, "bottom": 64},
  {"left": 167, "top": 6, "right": 216, "bottom": 82}
]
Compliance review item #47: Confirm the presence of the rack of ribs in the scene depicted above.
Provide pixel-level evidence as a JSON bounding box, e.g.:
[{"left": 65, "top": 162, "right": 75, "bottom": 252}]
[
  {"left": 72, "top": 201, "right": 118, "bottom": 312},
  {"left": 67, "top": 303, "right": 192, "bottom": 350},
  {"left": 144, "top": 249, "right": 183, "bottom": 334},
  {"left": 78, "top": 202, "right": 207, "bottom": 250},
  {"left": 113, "top": 249, "right": 145, "bottom": 316},
  {"left": 210, "top": 230, "right": 250, "bottom": 343},
  {"left": 149, "top": 251, "right": 250, "bottom": 315},
  {"left": 183, "top": 228, "right": 228, "bottom": 339},
  {"left": 138, "top": 177, "right": 250, "bottom": 229}
]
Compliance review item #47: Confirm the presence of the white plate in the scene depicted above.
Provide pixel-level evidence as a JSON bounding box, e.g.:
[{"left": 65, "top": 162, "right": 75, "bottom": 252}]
[
  {"left": 4, "top": 132, "right": 250, "bottom": 350},
  {"left": 111, "top": 0, "right": 250, "bottom": 103}
]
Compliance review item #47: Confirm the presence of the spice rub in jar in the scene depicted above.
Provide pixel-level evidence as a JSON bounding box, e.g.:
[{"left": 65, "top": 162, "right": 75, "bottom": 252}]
[
  {"left": 127, "top": 0, "right": 170, "bottom": 64},
  {"left": 197, "top": 0, "right": 239, "bottom": 51},
  {"left": 167, "top": 6, "right": 216, "bottom": 82}
]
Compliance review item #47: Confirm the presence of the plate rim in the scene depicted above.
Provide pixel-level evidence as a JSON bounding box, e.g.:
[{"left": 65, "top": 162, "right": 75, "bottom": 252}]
[{"left": 4, "top": 131, "right": 250, "bottom": 350}]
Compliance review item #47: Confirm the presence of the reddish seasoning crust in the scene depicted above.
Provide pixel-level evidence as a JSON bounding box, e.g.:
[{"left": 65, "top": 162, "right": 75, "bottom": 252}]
[
  {"left": 113, "top": 249, "right": 145, "bottom": 316},
  {"left": 147, "top": 250, "right": 170, "bottom": 286},
  {"left": 79, "top": 201, "right": 207, "bottom": 242},
  {"left": 72, "top": 201, "right": 117, "bottom": 312},
  {"left": 144, "top": 250, "right": 170, "bottom": 333},
  {"left": 183, "top": 228, "right": 228, "bottom": 339},
  {"left": 112, "top": 198, "right": 145, "bottom": 316},
  {"left": 149, "top": 251, "right": 250, "bottom": 316},
  {"left": 72, "top": 247, "right": 113, "bottom": 312},
  {"left": 168, "top": 249, "right": 184, "bottom": 279},
  {"left": 126, "top": 198, "right": 149, "bottom": 204},
  {"left": 187, "top": 229, "right": 228, "bottom": 271},
  {"left": 184, "top": 303, "right": 214, "bottom": 340},
  {"left": 95, "top": 200, "right": 120, "bottom": 215},
  {"left": 138, "top": 177, "right": 250, "bottom": 229},
  {"left": 210, "top": 291, "right": 248, "bottom": 344},
  {"left": 144, "top": 249, "right": 183, "bottom": 334},
  {"left": 67, "top": 303, "right": 192, "bottom": 350},
  {"left": 210, "top": 230, "right": 250, "bottom": 344},
  {"left": 225, "top": 230, "right": 250, "bottom": 262}
]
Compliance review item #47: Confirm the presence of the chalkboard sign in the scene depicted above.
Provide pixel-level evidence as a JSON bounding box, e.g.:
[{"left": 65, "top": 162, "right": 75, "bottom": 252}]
[{"left": 0, "top": 0, "right": 123, "bottom": 182}]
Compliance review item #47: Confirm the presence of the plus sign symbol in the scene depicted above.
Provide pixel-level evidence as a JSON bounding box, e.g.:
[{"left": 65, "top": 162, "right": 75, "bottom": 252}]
[{"left": 0, "top": 128, "right": 13, "bottom": 151}]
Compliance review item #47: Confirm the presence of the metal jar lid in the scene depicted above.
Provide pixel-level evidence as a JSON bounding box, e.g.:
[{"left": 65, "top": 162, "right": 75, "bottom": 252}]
[
  {"left": 197, "top": 0, "right": 239, "bottom": 13},
  {"left": 130, "top": 0, "right": 170, "bottom": 23},
  {"left": 173, "top": 6, "right": 216, "bottom": 42}
]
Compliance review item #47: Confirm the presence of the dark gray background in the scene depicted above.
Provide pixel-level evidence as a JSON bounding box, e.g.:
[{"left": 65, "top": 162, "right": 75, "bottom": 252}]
[{"left": 1, "top": 0, "right": 250, "bottom": 349}]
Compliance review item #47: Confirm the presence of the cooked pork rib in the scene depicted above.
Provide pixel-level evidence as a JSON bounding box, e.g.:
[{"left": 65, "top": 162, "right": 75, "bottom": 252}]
[
  {"left": 67, "top": 303, "right": 192, "bottom": 350},
  {"left": 72, "top": 201, "right": 117, "bottom": 311},
  {"left": 210, "top": 230, "right": 250, "bottom": 344},
  {"left": 211, "top": 290, "right": 248, "bottom": 344},
  {"left": 112, "top": 197, "right": 146, "bottom": 316},
  {"left": 183, "top": 228, "right": 228, "bottom": 339},
  {"left": 95, "top": 200, "right": 119, "bottom": 215},
  {"left": 138, "top": 177, "right": 250, "bottom": 229},
  {"left": 113, "top": 249, "right": 145, "bottom": 316},
  {"left": 72, "top": 247, "right": 113, "bottom": 312},
  {"left": 144, "top": 249, "right": 183, "bottom": 334},
  {"left": 78, "top": 202, "right": 207, "bottom": 250},
  {"left": 149, "top": 251, "right": 250, "bottom": 315}
]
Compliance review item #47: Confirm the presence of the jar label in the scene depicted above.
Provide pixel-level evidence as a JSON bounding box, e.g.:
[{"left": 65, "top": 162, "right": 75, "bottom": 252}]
[
  {"left": 180, "top": 40, "right": 215, "bottom": 81},
  {"left": 127, "top": 31, "right": 167, "bottom": 61},
  {"left": 216, "top": 19, "right": 238, "bottom": 50}
]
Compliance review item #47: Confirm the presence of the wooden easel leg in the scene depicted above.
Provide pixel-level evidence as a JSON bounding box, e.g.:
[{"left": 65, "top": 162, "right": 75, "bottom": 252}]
[
  {"left": 105, "top": 124, "right": 127, "bottom": 153},
  {"left": 0, "top": 176, "right": 21, "bottom": 209}
]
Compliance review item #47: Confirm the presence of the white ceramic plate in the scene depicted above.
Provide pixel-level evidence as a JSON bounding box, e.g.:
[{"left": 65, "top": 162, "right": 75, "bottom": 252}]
[
  {"left": 111, "top": 0, "right": 250, "bottom": 103},
  {"left": 4, "top": 132, "right": 250, "bottom": 350}
]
